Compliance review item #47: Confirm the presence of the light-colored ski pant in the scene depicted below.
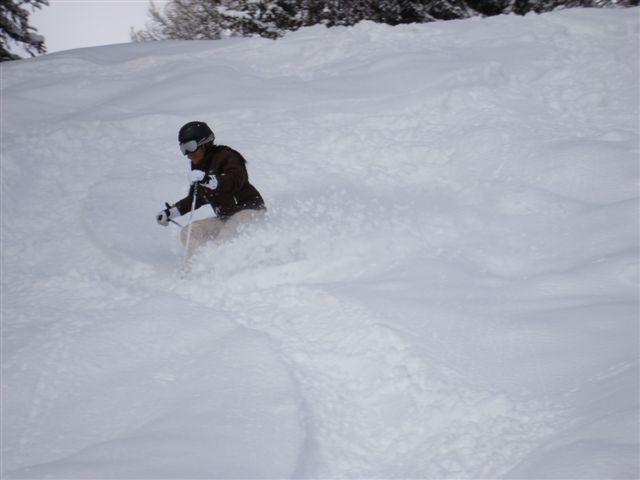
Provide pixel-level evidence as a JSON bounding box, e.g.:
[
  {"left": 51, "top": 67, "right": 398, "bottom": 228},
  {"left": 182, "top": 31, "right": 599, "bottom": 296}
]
[{"left": 180, "top": 209, "right": 266, "bottom": 257}]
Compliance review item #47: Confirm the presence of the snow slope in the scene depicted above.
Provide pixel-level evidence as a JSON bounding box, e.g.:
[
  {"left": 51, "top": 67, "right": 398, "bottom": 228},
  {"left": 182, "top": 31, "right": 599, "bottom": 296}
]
[{"left": 1, "top": 7, "right": 639, "bottom": 478}]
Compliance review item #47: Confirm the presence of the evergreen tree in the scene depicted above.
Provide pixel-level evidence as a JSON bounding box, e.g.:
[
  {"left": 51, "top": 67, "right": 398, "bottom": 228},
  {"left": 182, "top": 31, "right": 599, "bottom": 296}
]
[
  {"left": 131, "top": 0, "right": 226, "bottom": 41},
  {"left": 1, "top": 0, "right": 47, "bottom": 61},
  {"left": 131, "top": 0, "right": 639, "bottom": 43},
  {"left": 131, "top": 0, "right": 291, "bottom": 41},
  {"left": 466, "top": 0, "right": 511, "bottom": 16}
]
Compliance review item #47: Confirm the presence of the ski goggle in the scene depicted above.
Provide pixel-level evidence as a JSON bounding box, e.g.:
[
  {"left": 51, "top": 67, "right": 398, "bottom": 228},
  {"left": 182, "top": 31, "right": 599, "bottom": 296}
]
[{"left": 179, "top": 133, "right": 215, "bottom": 156}]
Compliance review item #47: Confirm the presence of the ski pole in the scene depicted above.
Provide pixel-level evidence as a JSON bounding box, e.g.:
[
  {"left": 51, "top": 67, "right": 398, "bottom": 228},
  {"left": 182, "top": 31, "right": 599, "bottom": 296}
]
[{"left": 183, "top": 183, "right": 198, "bottom": 262}]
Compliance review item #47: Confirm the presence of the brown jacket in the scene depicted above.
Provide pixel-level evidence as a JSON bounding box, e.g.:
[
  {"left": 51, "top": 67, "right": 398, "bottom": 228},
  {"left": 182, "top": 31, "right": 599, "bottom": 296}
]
[{"left": 174, "top": 145, "right": 265, "bottom": 220}]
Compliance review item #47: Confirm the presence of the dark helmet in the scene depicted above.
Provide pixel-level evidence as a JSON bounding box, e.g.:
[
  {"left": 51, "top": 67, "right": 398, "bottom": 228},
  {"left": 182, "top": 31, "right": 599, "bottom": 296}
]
[{"left": 178, "top": 121, "right": 215, "bottom": 144}]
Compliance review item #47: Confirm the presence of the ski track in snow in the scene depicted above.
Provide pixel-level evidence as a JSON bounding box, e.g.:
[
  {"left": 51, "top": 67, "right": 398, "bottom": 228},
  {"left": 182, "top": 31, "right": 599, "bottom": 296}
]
[
  {"left": 2, "top": 7, "right": 639, "bottom": 479},
  {"left": 174, "top": 276, "right": 558, "bottom": 478}
]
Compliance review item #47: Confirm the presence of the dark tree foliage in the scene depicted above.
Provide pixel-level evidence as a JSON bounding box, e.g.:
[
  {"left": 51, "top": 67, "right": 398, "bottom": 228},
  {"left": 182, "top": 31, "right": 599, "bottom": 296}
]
[
  {"left": 1, "top": 0, "right": 48, "bottom": 61},
  {"left": 466, "top": 0, "right": 511, "bottom": 16},
  {"left": 131, "top": 0, "right": 225, "bottom": 41},
  {"left": 131, "top": 0, "right": 638, "bottom": 42}
]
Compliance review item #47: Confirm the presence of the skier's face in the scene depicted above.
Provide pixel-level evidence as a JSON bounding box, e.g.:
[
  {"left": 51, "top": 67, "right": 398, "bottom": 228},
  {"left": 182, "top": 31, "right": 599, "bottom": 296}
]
[{"left": 187, "top": 146, "right": 205, "bottom": 165}]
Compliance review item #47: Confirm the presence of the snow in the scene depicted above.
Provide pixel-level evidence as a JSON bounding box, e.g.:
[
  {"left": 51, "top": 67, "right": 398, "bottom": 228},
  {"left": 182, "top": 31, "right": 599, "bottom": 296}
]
[{"left": 1, "top": 7, "right": 639, "bottom": 479}]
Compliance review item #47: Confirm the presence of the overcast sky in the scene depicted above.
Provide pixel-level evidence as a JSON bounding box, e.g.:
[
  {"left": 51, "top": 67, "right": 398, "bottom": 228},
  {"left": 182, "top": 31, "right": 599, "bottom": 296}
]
[{"left": 31, "top": 0, "right": 168, "bottom": 54}]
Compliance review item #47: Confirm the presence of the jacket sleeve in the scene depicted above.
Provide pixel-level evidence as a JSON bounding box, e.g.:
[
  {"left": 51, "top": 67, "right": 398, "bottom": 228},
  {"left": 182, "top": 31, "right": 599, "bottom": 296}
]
[
  {"left": 203, "top": 149, "right": 248, "bottom": 203},
  {"left": 172, "top": 184, "right": 209, "bottom": 216},
  {"left": 220, "top": 149, "right": 248, "bottom": 192}
]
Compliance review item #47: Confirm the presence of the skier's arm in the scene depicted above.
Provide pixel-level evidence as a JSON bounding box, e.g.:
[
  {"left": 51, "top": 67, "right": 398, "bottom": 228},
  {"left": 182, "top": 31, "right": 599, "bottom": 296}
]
[
  {"left": 203, "top": 151, "right": 248, "bottom": 203},
  {"left": 170, "top": 150, "right": 247, "bottom": 216},
  {"left": 172, "top": 185, "right": 209, "bottom": 216}
]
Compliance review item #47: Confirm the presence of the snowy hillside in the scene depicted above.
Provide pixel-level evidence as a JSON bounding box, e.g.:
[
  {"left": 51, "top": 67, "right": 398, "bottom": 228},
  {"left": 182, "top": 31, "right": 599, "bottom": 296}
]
[{"left": 1, "top": 7, "right": 638, "bottom": 478}]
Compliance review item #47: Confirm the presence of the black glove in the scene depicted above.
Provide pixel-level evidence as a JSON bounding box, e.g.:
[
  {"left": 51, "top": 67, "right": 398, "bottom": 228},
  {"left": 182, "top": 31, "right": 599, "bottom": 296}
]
[{"left": 156, "top": 202, "right": 179, "bottom": 226}]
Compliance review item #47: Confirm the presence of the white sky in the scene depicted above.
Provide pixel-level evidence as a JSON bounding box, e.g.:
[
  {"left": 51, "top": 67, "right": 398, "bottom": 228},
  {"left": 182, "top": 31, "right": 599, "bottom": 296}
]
[{"left": 31, "top": 0, "right": 169, "bottom": 54}]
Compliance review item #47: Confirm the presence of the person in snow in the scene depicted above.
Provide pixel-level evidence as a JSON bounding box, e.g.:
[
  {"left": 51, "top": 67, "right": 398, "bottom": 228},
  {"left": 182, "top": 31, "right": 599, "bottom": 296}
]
[{"left": 156, "top": 121, "right": 266, "bottom": 255}]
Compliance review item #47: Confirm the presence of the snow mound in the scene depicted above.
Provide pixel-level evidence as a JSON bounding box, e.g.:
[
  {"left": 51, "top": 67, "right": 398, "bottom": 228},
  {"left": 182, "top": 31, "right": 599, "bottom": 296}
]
[{"left": 2, "top": 7, "right": 638, "bottom": 479}]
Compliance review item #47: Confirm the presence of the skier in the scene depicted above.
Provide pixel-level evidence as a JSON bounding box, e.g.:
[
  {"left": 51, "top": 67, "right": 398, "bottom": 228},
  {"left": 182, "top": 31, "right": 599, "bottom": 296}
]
[{"left": 156, "top": 121, "right": 266, "bottom": 256}]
